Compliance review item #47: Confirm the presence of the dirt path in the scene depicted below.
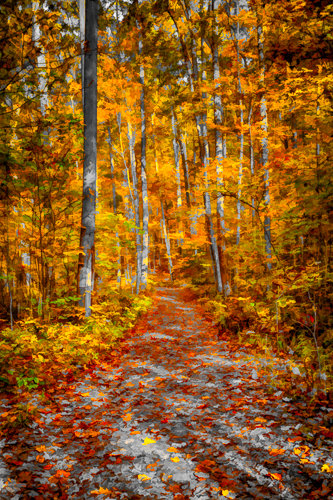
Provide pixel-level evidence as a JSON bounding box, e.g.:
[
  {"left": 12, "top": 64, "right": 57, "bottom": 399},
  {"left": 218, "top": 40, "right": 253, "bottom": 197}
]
[{"left": 0, "top": 287, "right": 332, "bottom": 499}]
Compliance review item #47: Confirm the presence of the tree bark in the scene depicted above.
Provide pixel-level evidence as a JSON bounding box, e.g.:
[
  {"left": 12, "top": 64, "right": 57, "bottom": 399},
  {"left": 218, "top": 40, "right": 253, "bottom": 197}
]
[
  {"left": 128, "top": 121, "right": 142, "bottom": 294},
  {"left": 78, "top": 0, "right": 98, "bottom": 316},
  {"left": 257, "top": 21, "right": 272, "bottom": 273},
  {"left": 139, "top": 38, "right": 149, "bottom": 290}
]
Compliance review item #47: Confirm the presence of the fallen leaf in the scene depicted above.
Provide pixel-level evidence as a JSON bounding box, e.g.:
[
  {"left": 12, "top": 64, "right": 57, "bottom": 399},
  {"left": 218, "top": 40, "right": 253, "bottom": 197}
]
[
  {"left": 138, "top": 474, "right": 151, "bottom": 481},
  {"left": 90, "top": 486, "right": 112, "bottom": 494},
  {"left": 269, "top": 448, "right": 285, "bottom": 456},
  {"left": 35, "top": 445, "right": 46, "bottom": 452},
  {"left": 143, "top": 437, "right": 156, "bottom": 445},
  {"left": 294, "top": 446, "right": 310, "bottom": 457},
  {"left": 268, "top": 472, "right": 282, "bottom": 480}
]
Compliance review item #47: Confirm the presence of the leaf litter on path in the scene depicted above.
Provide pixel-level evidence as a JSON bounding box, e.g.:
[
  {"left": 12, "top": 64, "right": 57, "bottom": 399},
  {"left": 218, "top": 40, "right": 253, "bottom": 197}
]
[{"left": 0, "top": 287, "right": 332, "bottom": 499}]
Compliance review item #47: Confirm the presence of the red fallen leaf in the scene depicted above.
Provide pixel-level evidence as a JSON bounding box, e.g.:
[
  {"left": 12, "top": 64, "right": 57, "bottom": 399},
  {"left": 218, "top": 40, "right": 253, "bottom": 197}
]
[
  {"left": 9, "top": 459, "right": 23, "bottom": 466},
  {"left": 18, "top": 471, "right": 32, "bottom": 482},
  {"left": 197, "top": 404, "right": 208, "bottom": 409},
  {"left": 161, "top": 418, "right": 169, "bottom": 423},
  {"left": 309, "top": 315, "right": 315, "bottom": 323},
  {"left": 43, "top": 464, "right": 54, "bottom": 470}
]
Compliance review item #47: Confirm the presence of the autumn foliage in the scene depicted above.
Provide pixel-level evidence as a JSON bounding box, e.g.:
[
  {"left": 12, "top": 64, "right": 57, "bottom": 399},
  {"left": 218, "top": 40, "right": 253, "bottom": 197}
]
[{"left": 0, "top": 0, "right": 332, "bottom": 400}]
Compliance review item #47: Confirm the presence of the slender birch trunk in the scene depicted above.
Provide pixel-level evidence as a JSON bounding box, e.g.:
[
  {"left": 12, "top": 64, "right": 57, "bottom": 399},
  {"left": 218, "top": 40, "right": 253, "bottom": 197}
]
[
  {"left": 197, "top": 72, "right": 223, "bottom": 293},
  {"left": 107, "top": 127, "right": 121, "bottom": 288},
  {"left": 235, "top": 1, "right": 244, "bottom": 247},
  {"left": 248, "top": 105, "right": 256, "bottom": 222},
  {"left": 171, "top": 111, "right": 184, "bottom": 248},
  {"left": 78, "top": 0, "right": 98, "bottom": 316},
  {"left": 178, "top": 129, "right": 191, "bottom": 208},
  {"left": 127, "top": 121, "right": 142, "bottom": 294},
  {"left": 212, "top": 0, "right": 228, "bottom": 294},
  {"left": 139, "top": 39, "right": 149, "bottom": 290},
  {"left": 32, "top": 1, "right": 53, "bottom": 314},
  {"left": 161, "top": 201, "right": 173, "bottom": 283},
  {"left": 257, "top": 21, "right": 272, "bottom": 273},
  {"left": 79, "top": 0, "right": 85, "bottom": 107}
]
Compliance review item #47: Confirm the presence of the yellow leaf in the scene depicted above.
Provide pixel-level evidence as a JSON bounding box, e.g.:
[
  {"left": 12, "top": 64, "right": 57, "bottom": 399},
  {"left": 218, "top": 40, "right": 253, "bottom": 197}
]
[
  {"left": 294, "top": 446, "right": 309, "bottom": 457},
  {"left": 167, "top": 446, "right": 179, "bottom": 452},
  {"left": 254, "top": 417, "right": 267, "bottom": 423},
  {"left": 138, "top": 474, "right": 151, "bottom": 481},
  {"left": 81, "top": 392, "right": 90, "bottom": 397},
  {"left": 123, "top": 413, "right": 132, "bottom": 422},
  {"left": 322, "top": 463, "right": 333, "bottom": 473},
  {"left": 171, "top": 457, "right": 180, "bottom": 462},
  {"left": 222, "top": 490, "right": 229, "bottom": 497},
  {"left": 143, "top": 438, "right": 156, "bottom": 445}
]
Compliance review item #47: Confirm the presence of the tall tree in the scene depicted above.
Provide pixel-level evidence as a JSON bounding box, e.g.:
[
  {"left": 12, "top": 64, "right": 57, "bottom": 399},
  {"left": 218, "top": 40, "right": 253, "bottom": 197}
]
[
  {"left": 77, "top": 0, "right": 98, "bottom": 316},
  {"left": 138, "top": 32, "right": 149, "bottom": 290}
]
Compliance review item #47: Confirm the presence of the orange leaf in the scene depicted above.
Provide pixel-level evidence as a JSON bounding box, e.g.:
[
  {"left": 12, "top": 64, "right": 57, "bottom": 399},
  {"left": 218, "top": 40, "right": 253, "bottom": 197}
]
[
  {"left": 36, "top": 445, "right": 46, "bottom": 452},
  {"left": 90, "top": 486, "right": 112, "bottom": 495},
  {"left": 269, "top": 448, "right": 285, "bottom": 456},
  {"left": 268, "top": 473, "right": 282, "bottom": 481},
  {"left": 55, "top": 470, "right": 70, "bottom": 478},
  {"left": 43, "top": 464, "right": 54, "bottom": 470}
]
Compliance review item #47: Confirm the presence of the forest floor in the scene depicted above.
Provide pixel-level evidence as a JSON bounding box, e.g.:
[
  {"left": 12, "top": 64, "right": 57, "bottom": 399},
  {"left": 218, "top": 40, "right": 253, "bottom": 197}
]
[{"left": 0, "top": 287, "right": 332, "bottom": 499}]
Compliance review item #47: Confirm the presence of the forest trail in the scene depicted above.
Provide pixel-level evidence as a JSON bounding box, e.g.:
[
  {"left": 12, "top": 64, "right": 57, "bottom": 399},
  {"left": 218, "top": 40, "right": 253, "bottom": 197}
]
[{"left": 0, "top": 287, "right": 332, "bottom": 499}]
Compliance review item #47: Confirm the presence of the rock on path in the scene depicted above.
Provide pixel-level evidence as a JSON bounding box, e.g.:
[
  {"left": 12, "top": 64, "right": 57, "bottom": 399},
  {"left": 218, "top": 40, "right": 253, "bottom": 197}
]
[{"left": 0, "top": 287, "right": 332, "bottom": 499}]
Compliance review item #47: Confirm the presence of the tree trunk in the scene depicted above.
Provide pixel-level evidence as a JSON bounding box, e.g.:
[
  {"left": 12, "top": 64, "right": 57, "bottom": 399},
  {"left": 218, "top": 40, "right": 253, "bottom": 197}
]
[
  {"left": 107, "top": 127, "right": 121, "bottom": 288},
  {"left": 196, "top": 75, "right": 223, "bottom": 294},
  {"left": 212, "top": 0, "right": 228, "bottom": 294},
  {"left": 139, "top": 39, "right": 149, "bottom": 290},
  {"left": 128, "top": 121, "right": 142, "bottom": 294},
  {"left": 257, "top": 21, "right": 272, "bottom": 273},
  {"left": 161, "top": 201, "right": 173, "bottom": 283},
  {"left": 78, "top": 0, "right": 98, "bottom": 316},
  {"left": 171, "top": 111, "right": 184, "bottom": 249}
]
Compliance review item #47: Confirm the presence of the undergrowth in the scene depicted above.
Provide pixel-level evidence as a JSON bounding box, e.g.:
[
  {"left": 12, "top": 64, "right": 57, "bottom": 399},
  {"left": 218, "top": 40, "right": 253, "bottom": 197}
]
[
  {"left": 187, "top": 283, "right": 332, "bottom": 405},
  {"left": 0, "top": 290, "right": 152, "bottom": 429}
]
